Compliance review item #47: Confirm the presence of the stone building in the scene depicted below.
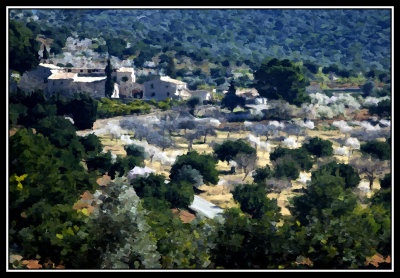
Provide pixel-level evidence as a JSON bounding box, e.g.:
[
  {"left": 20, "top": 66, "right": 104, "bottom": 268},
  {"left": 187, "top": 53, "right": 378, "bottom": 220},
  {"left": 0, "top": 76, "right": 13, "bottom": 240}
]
[
  {"left": 143, "top": 76, "right": 189, "bottom": 101},
  {"left": 17, "top": 63, "right": 137, "bottom": 99},
  {"left": 189, "top": 90, "right": 212, "bottom": 103}
]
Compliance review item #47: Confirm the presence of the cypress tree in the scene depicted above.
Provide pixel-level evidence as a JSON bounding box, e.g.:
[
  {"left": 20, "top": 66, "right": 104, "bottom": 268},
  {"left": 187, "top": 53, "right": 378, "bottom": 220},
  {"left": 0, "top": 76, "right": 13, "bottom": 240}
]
[
  {"left": 43, "top": 45, "right": 49, "bottom": 60},
  {"left": 104, "top": 58, "right": 114, "bottom": 97}
]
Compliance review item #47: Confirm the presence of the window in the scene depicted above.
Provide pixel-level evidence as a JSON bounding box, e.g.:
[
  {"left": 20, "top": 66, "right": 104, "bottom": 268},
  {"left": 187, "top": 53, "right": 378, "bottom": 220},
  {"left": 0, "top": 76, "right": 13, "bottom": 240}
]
[
  {"left": 166, "top": 85, "right": 169, "bottom": 88},
  {"left": 150, "top": 83, "right": 154, "bottom": 89},
  {"left": 80, "top": 69, "right": 83, "bottom": 73},
  {"left": 151, "top": 92, "right": 156, "bottom": 97},
  {"left": 167, "top": 92, "right": 170, "bottom": 96}
]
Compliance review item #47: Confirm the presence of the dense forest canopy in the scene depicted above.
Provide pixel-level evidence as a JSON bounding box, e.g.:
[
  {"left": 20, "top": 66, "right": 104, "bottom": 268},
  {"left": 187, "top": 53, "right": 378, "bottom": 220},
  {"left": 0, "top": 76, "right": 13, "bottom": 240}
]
[{"left": 9, "top": 9, "right": 391, "bottom": 72}]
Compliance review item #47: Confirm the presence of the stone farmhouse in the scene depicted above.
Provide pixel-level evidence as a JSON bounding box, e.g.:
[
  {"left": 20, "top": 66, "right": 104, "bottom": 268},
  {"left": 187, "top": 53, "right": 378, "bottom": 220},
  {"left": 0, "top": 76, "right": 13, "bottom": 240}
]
[
  {"left": 143, "top": 76, "right": 190, "bottom": 101},
  {"left": 18, "top": 64, "right": 214, "bottom": 102},
  {"left": 18, "top": 63, "right": 137, "bottom": 99},
  {"left": 142, "top": 76, "right": 214, "bottom": 103}
]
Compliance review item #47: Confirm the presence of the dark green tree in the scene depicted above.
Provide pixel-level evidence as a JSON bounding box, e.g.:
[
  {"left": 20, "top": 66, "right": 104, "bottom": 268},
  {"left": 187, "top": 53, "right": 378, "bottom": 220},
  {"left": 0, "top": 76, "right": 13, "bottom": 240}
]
[
  {"left": 252, "top": 165, "right": 273, "bottom": 184},
  {"left": 67, "top": 93, "right": 98, "bottom": 130},
  {"left": 9, "top": 20, "right": 40, "bottom": 73},
  {"left": 368, "top": 99, "right": 391, "bottom": 118},
  {"left": 170, "top": 151, "right": 219, "bottom": 185},
  {"left": 360, "top": 140, "right": 391, "bottom": 161},
  {"left": 105, "top": 59, "right": 114, "bottom": 98},
  {"left": 270, "top": 147, "right": 314, "bottom": 172},
  {"left": 43, "top": 45, "right": 49, "bottom": 60},
  {"left": 232, "top": 183, "right": 281, "bottom": 220},
  {"left": 186, "top": 96, "right": 201, "bottom": 116},
  {"left": 302, "top": 137, "right": 333, "bottom": 157},
  {"left": 213, "top": 139, "right": 256, "bottom": 164},
  {"left": 254, "top": 58, "right": 310, "bottom": 106},
  {"left": 166, "top": 55, "right": 176, "bottom": 78},
  {"left": 220, "top": 81, "right": 246, "bottom": 112},
  {"left": 273, "top": 158, "right": 300, "bottom": 180},
  {"left": 313, "top": 161, "right": 360, "bottom": 189}
]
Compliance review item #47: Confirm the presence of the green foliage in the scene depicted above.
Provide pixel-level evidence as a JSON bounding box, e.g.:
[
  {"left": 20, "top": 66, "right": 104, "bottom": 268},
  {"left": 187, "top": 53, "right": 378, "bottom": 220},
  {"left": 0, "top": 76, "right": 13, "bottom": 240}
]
[
  {"left": 273, "top": 158, "right": 300, "bottom": 180},
  {"left": 86, "top": 177, "right": 161, "bottom": 269},
  {"left": 144, "top": 208, "right": 213, "bottom": 268},
  {"left": 131, "top": 173, "right": 194, "bottom": 209},
  {"left": 171, "top": 165, "right": 204, "bottom": 188},
  {"left": 166, "top": 55, "right": 176, "bottom": 78},
  {"left": 360, "top": 140, "right": 391, "bottom": 160},
  {"left": 213, "top": 139, "right": 256, "bottom": 164},
  {"left": 313, "top": 161, "right": 360, "bottom": 189},
  {"left": 368, "top": 99, "right": 391, "bottom": 118},
  {"left": 164, "top": 180, "right": 195, "bottom": 209},
  {"left": 220, "top": 82, "right": 246, "bottom": 112},
  {"left": 270, "top": 147, "right": 314, "bottom": 171},
  {"left": 104, "top": 59, "right": 114, "bottom": 97},
  {"left": 108, "top": 154, "right": 144, "bottom": 179},
  {"left": 85, "top": 151, "right": 113, "bottom": 175},
  {"left": 232, "top": 184, "right": 281, "bottom": 220},
  {"left": 9, "top": 20, "right": 40, "bottom": 73},
  {"left": 9, "top": 128, "right": 98, "bottom": 267},
  {"left": 97, "top": 98, "right": 151, "bottom": 118},
  {"left": 379, "top": 173, "right": 391, "bottom": 189},
  {"left": 79, "top": 133, "right": 103, "bottom": 155},
  {"left": 67, "top": 93, "right": 98, "bottom": 130},
  {"left": 297, "top": 205, "right": 388, "bottom": 268},
  {"left": 210, "top": 207, "right": 283, "bottom": 268},
  {"left": 252, "top": 165, "right": 273, "bottom": 184},
  {"left": 290, "top": 170, "right": 358, "bottom": 226},
  {"left": 302, "top": 137, "right": 333, "bottom": 157},
  {"left": 124, "top": 143, "right": 146, "bottom": 161},
  {"left": 187, "top": 97, "right": 201, "bottom": 115},
  {"left": 170, "top": 151, "right": 219, "bottom": 185},
  {"left": 254, "top": 58, "right": 310, "bottom": 106}
]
